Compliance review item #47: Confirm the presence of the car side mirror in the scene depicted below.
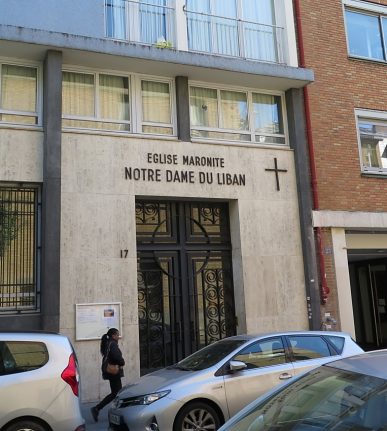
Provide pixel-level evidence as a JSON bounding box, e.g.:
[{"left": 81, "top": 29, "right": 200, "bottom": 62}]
[{"left": 228, "top": 360, "right": 247, "bottom": 373}]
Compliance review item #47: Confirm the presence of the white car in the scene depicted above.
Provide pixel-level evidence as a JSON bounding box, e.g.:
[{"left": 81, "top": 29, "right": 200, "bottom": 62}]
[
  {"left": 108, "top": 330, "right": 363, "bottom": 431},
  {"left": 0, "top": 331, "right": 85, "bottom": 431}
]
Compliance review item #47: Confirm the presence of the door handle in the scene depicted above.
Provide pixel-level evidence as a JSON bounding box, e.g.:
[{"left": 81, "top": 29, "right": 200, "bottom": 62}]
[{"left": 279, "top": 373, "right": 292, "bottom": 380}]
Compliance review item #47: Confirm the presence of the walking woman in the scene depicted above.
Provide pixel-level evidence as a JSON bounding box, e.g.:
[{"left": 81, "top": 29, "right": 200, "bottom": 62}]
[{"left": 91, "top": 328, "right": 125, "bottom": 422}]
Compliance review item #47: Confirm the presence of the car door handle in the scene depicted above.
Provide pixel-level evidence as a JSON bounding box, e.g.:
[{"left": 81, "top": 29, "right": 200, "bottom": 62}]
[{"left": 279, "top": 373, "right": 292, "bottom": 380}]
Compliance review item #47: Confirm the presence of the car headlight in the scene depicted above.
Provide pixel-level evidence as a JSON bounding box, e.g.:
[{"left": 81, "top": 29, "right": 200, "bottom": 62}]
[{"left": 118, "top": 390, "right": 171, "bottom": 408}]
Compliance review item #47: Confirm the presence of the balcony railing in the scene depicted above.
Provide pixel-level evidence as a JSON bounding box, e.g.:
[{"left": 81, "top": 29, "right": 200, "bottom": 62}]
[
  {"left": 105, "top": 1, "right": 285, "bottom": 64},
  {"left": 185, "top": 8, "right": 285, "bottom": 64},
  {"left": 105, "top": 0, "right": 176, "bottom": 47}
]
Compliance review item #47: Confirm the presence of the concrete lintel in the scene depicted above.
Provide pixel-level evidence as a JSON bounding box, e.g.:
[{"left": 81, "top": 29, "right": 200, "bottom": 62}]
[{"left": 313, "top": 210, "right": 387, "bottom": 230}]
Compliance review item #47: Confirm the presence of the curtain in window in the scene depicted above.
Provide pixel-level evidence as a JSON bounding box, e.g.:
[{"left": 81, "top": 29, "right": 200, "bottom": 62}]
[
  {"left": 99, "top": 74, "right": 129, "bottom": 122},
  {"left": 141, "top": 81, "right": 171, "bottom": 124},
  {"left": 253, "top": 93, "right": 282, "bottom": 135},
  {"left": 212, "top": 0, "right": 238, "bottom": 56},
  {"left": 140, "top": 0, "right": 168, "bottom": 44},
  {"left": 220, "top": 90, "right": 248, "bottom": 130},
  {"left": 1, "top": 65, "right": 36, "bottom": 113},
  {"left": 242, "top": 0, "right": 276, "bottom": 61},
  {"left": 62, "top": 72, "right": 95, "bottom": 117},
  {"left": 106, "top": 0, "right": 126, "bottom": 40},
  {"left": 189, "top": 87, "right": 218, "bottom": 127},
  {"left": 186, "top": 0, "right": 211, "bottom": 52}
]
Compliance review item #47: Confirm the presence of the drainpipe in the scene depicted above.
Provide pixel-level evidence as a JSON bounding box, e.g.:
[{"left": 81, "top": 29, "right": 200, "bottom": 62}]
[{"left": 293, "top": 0, "right": 330, "bottom": 304}]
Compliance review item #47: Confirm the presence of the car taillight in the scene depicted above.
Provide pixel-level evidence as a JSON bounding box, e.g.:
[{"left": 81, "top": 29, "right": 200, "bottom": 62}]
[{"left": 61, "top": 353, "right": 79, "bottom": 397}]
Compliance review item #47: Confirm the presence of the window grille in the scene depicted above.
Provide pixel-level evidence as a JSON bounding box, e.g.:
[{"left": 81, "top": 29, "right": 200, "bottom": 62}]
[{"left": 0, "top": 186, "right": 40, "bottom": 313}]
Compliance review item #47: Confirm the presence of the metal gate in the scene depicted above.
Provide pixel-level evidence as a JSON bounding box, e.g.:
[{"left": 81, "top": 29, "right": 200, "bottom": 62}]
[{"left": 136, "top": 200, "right": 236, "bottom": 375}]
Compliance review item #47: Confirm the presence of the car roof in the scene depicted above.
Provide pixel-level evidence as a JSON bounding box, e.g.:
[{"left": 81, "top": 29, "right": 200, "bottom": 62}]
[
  {"left": 224, "top": 330, "right": 353, "bottom": 342},
  {"left": 325, "top": 349, "right": 387, "bottom": 379}
]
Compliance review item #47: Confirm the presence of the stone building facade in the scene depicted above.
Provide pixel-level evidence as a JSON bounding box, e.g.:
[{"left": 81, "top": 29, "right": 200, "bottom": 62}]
[{"left": 0, "top": 0, "right": 318, "bottom": 400}]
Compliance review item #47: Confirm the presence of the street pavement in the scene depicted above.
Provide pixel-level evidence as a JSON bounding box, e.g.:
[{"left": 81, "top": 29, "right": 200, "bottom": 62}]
[{"left": 81, "top": 401, "right": 110, "bottom": 430}]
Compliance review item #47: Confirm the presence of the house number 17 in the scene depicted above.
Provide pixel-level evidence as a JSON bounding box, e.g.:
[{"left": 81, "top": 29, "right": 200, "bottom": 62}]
[{"left": 120, "top": 249, "right": 128, "bottom": 258}]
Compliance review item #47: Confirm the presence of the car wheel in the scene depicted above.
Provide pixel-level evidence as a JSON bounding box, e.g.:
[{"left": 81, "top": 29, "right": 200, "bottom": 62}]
[
  {"left": 4, "top": 421, "right": 48, "bottom": 431},
  {"left": 174, "top": 401, "right": 221, "bottom": 431}
]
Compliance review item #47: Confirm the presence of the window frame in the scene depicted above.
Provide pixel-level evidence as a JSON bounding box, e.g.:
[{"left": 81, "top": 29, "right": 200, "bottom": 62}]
[
  {"left": 355, "top": 109, "right": 387, "bottom": 176},
  {"left": 189, "top": 81, "right": 288, "bottom": 147},
  {"left": 62, "top": 66, "right": 177, "bottom": 137},
  {"left": 0, "top": 58, "right": 42, "bottom": 128},
  {"left": 343, "top": 0, "right": 387, "bottom": 63}
]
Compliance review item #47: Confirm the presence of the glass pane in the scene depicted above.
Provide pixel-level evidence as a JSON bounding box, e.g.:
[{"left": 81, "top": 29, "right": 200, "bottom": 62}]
[
  {"left": 225, "top": 367, "right": 387, "bottom": 431},
  {"left": 62, "top": 72, "right": 95, "bottom": 117},
  {"left": 288, "top": 335, "right": 331, "bottom": 360},
  {"left": 142, "top": 125, "right": 173, "bottom": 135},
  {"left": 359, "top": 120, "right": 387, "bottom": 169},
  {"left": 0, "top": 342, "right": 48, "bottom": 375},
  {"left": 190, "top": 87, "right": 218, "bottom": 127},
  {"left": 191, "top": 129, "right": 251, "bottom": 142},
  {"left": 1, "top": 65, "right": 37, "bottom": 112},
  {"left": 62, "top": 119, "right": 130, "bottom": 131},
  {"left": 186, "top": 0, "right": 211, "bottom": 52},
  {"left": 99, "top": 74, "right": 129, "bottom": 122},
  {"left": 253, "top": 93, "right": 283, "bottom": 135},
  {"left": 140, "top": 0, "right": 167, "bottom": 45},
  {"left": 234, "top": 337, "right": 286, "bottom": 368},
  {"left": 346, "top": 10, "right": 384, "bottom": 60},
  {"left": 220, "top": 90, "right": 248, "bottom": 130},
  {"left": 141, "top": 81, "right": 171, "bottom": 124},
  {"left": 0, "top": 114, "right": 37, "bottom": 125},
  {"left": 255, "top": 135, "right": 285, "bottom": 145},
  {"left": 105, "top": 0, "right": 126, "bottom": 39}
]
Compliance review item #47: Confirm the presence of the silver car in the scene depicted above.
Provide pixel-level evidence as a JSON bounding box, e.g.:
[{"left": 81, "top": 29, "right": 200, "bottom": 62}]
[
  {"left": 218, "top": 349, "right": 387, "bottom": 431},
  {"left": 0, "top": 331, "right": 85, "bottom": 431},
  {"left": 108, "top": 331, "right": 363, "bottom": 431}
]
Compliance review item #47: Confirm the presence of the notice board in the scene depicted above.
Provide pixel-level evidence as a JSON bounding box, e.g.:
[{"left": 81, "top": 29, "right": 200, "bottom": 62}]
[{"left": 75, "top": 302, "right": 122, "bottom": 340}]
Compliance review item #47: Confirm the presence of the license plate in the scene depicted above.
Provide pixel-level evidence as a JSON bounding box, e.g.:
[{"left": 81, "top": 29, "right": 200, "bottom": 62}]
[{"left": 109, "top": 413, "right": 122, "bottom": 425}]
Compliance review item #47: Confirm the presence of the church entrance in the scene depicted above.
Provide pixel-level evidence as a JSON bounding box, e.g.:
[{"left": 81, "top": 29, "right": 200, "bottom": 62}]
[{"left": 136, "top": 200, "right": 236, "bottom": 375}]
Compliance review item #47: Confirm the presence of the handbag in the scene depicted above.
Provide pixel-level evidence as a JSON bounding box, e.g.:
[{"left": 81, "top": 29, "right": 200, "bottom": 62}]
[
  {"left": 102, "top": 342, "right": 120, "bottom": 377},
  {"left": 105, "top": 362, "right": 120, "bottom": 375}
]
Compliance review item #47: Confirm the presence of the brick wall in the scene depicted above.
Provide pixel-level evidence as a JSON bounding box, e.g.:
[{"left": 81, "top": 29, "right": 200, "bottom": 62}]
[{"left": 299, "top": 0, "right": 387, "bottom": 212}]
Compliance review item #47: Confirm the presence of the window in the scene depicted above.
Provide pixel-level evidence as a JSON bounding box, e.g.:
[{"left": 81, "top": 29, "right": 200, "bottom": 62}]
[
  {"left": 0, "top": 341, "right": 48, "bottom": 375},
  {"left": 62, "top": 70, "right": 175, "bottom": 136},
  {"left": 186, "top": 0, "right": 280, "bottom": 62},
  {"left": 0, "top": 185, "right": 40, "bottom": 312},
  {"left": 62, "top": 71, "right": 130, "bottom": 131},
  {"left": 105, "top": 0, "right": 176, "bottom": 46},
  {"left": 190, "top": 84, "right": 285, "bottom": 145},
  {"left": 287, "top": 335, "right": 331, "bottom": 361},
  {"left": 344, "top": 4, "right": 387, "bottom": 62},
  {"left": 233, "top": 337, "right": 286, "bottom": 368},
  {"left": 0, "top": 63, "right": 38, "bottom": 125},
  {"left": 356, "top": 111, "right": 387, "bottom": 174}
]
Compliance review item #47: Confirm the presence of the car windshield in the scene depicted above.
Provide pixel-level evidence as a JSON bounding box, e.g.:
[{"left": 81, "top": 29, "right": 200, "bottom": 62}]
[
  {"left": 224, "top": 366, "right": 387, "bottom": 430},
  {"left": 173, "top": 339, "right": 247, "bottom": 371}
]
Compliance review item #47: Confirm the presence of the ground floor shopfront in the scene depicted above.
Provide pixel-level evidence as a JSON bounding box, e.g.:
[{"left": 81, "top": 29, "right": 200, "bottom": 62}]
[{"left": 314, "top": 211, "right": 387, "bottom": 351}]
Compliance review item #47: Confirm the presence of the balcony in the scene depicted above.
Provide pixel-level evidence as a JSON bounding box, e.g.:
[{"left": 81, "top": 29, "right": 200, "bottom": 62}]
[{"left": 105, "top": 0, "right": 286, "bottom": 65}]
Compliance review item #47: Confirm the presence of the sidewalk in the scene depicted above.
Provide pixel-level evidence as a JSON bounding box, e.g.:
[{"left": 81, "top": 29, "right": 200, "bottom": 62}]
[{"left": 81, "top": 402, "right": 110, "bottom": 431}]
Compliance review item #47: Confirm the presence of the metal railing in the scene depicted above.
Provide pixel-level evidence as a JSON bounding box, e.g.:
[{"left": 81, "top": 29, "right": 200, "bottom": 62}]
[
  {"left": 104, "top": 1, "right": 285, "bottom": 64},
  {"left": 105, "top": 0, "right": 176, "bottom": 47},
  {"left": 184, "top": 7, "right": 285, "bottom": 64},
  {"left": 0, "top": 186, "right": 40, "bottom": 313}
]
